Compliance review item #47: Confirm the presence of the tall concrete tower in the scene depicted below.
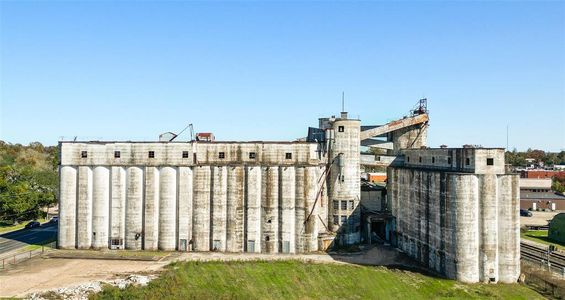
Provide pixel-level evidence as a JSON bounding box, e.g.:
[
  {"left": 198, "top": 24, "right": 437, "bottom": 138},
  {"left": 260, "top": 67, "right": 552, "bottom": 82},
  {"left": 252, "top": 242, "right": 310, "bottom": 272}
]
[{"left": 328, "top": 112, "right": 361, "bottom": 245}]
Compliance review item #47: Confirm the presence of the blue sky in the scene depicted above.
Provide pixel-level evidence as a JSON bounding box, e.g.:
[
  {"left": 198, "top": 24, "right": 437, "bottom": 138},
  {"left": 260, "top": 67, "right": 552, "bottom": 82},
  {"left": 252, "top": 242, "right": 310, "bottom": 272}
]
[{"left": 1, "top": 1, "right": 564, "bottom": 151}]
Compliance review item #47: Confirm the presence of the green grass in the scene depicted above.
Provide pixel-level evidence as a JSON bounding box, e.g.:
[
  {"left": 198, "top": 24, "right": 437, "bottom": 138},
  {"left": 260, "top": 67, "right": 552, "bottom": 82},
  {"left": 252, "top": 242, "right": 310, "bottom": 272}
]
[
  {"left": 91, "top": 260, "right": 543, "bottom": 300},
  {"left": 521, "top": 230, "right": 565, "bottom": 248},
  {"left": 0, "top": 218, "right": 47, "bottom": 234}
]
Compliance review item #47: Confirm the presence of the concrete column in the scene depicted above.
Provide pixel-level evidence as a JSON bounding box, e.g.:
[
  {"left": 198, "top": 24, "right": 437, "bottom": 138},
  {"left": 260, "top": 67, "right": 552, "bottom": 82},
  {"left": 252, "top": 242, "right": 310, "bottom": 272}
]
[
  {"left": 280, "top": 166, "right": 296, "bottom": 253},
  {"left": 479, "top": 174, "right": 499, "bottom": 282},
  {"left": 497, "top": 175, "right": 520, "bottom": 283},
  {"left": 226, "top": 166, "right": 245, "bottom": 252},
  {"left": 211, "top": 166, "right": 228, "bottom": 251},
  {"left": 305, "top": 166, "right": 319, "bottom": 252},
  {"left": 158, "top": 167, "right": 177, "bottom": 251},
  {"left": 246, "top": 166, "right": 262, "bottom": 253},
  {"left": 110, "top": 167, "right": 126, "bottom": 248},
  {"left": 294, "top": 167, "right": 306, "bottom": 253},
  {"left": 193, "top": 166, "right": 211, "bottom": 251},
  {"left": 92, "top": 166, "right": 110, "bottom": 249},
  {"left": 125, "top": 167, "right": 143, "bottom": 250},
  {"left": 453, "top": 175, "right": 479, "bottom": 283},
  {"left": 143, "top": 167, "right": 160, "bottom": 250},
  {"left": 58, "top": 166, "right": 77, "bottom": 249},
  {"left": 261, "top": 166, "right": 279, "bottom": 254},
  {"left": 76, "top": 166, "right": 93, "bottom": 249},
  {"left": 177, "top": 167, "right": 193, "bottom": 251}
]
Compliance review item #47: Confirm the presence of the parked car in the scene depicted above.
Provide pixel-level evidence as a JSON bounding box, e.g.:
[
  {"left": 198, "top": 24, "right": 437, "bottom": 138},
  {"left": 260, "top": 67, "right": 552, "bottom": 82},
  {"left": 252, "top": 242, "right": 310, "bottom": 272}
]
[
  {"left": 520, "top": 209, "right": 533, "bottom": 217},
  {"left": 25, "top": 221, "right": 41, "bottom": 229},
  {"left": 49, "top": 216, "right": 59, "bottom": 224}
]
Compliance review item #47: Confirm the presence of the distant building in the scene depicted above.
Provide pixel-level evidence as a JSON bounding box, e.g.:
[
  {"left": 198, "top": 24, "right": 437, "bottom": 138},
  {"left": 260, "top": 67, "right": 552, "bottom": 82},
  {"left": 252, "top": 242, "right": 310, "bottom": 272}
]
[
  {"left": 520, "top": 169, "right": 565, "bottom": 179},
  {"left": 196, "top": 132, "right": 215, "bottom": 142},
  {"left": 519, "top": 178, "right": 565, "bottom": 210}
]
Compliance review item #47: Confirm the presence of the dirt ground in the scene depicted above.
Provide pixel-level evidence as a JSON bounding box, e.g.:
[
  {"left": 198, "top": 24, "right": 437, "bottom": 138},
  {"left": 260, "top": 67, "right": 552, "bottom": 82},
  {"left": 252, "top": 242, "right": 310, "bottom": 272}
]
[
  {"left": 521, "top": 211, "right": 560, "bottom": 226},
  {"left": 0, "top": 245, "right": 410, "bottom": 298},
  {"left": 0, "top": 257, "right": 166, "bottom": 297}
]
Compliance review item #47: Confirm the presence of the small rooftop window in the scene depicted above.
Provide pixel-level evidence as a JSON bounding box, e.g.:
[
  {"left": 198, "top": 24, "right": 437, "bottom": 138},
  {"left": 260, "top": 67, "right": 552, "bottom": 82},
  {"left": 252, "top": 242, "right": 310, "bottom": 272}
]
[
  {"left": 419, "top": 157, "right": 422, "bottom": 163},
  {"left": 465, "top": 158, "right": 470, "bottom": 166},
  {"left": 81, "top": 151, "right": 88, "bottom": 158},
  {"left": 432, "top": 157, "right": 435, "bottom": 164},
  {"left": 338, "top": 126, "right": 344, "bottom": 132},
  {"left": 114, "top": 151, "right": 120, "bottom": 158},
  {"left": 249, "top": 152, "right": 256, "bottom": 159},
  {"left": 182, "top": 151, "right": 189, "bottom": 158},
  {"left": 148, "top": 151, "right": 155, "bottom": 158},
  {"left": 219, "top": 152, "right": 225, "bottom": 159},
  {"left": 487, "top": 158, "right": 494, "bottom": 166},
  {"left": 285, "top": 153, "right": 292, "bottom": 159}
]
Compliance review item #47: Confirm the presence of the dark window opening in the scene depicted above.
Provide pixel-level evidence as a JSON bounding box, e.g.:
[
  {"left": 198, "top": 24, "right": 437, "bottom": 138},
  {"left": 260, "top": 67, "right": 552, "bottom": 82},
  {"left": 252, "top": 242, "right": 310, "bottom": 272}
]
[
  {"left": 448, "top": 157, "right": 452, "bottom": 165},
  {"left": 338, "top": 126, "right": 344, "bottom": 132},
  {"left": 285, "top": 152, "right": 292, "bottom": 159},
  {"left": 333, "top": 215, "right": 339, "bottom": 225},
  {"left": 114, "top": 151, "right": 120, "bottom": 158},
  {"left": 333, "top": 200, "right": 339, "bottom": 210},
  {"left": 249, "top": 152, "right": 256, "bottom": 159},
  {"left": 407, "top": 156, "right": 410, "bottom": 162},
  {"left": 341, "top": 200, "right": 347, "bottom": 210},
  {"left": 267, "top": 219, "right": 272, "bottom": 223},
  {"left": 265, "top": 236, "right": 270, "bottom": 241},
  {"left": 348, "top": 200, "right": 354, "bottom": 210},
  {"left": 487, "top": 158, "right": 494, "bottom": 166},
  {"left": 419, "top": 157, "right": 422, "bottom": 163},
  {"left": 148, "top": 151, "right": 155, "bottom": 158},
  {"left": 219, "top": 152, "right": 225, "bottom": 159},
  {"left": 182, "top": 151, "right": 189, "bottom": 158},
  {"left": 81, "top": 151, "right": 88, "bottom": 158},
  {"left": 465, "top": 158, "right": 470, "bottom": 165},
  {"left": 432, "top": 157, "right": 435, "bottom": 164}
]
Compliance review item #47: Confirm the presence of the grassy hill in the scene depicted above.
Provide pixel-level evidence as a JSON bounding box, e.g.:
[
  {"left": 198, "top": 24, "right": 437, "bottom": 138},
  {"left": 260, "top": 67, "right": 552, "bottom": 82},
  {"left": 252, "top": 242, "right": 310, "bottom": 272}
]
[{"left": 93, "top": 260, "right": 543, "bottom": 299}]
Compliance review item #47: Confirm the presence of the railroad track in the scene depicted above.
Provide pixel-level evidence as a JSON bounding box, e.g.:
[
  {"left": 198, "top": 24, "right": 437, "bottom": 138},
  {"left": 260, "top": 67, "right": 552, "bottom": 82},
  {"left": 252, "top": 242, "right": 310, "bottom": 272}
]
[{"left": 521, "top": 242, "right": 565, "bottom": 273}]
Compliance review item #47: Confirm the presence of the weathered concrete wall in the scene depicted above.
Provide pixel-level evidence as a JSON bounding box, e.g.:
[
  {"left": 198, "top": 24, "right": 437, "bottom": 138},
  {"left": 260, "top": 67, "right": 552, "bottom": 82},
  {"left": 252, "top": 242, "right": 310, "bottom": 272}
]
[
  {"left": 389, "top": 166, "right": 520, "bottom": 283},
  {"left": 59, "top": 141, "right": 326, "bottom": 253}
]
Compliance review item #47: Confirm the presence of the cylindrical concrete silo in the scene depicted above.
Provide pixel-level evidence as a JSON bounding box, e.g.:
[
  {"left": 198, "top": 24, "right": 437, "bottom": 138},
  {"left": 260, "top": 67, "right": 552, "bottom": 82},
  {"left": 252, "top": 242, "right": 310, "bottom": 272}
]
[
  {"left": 177, "top": 167, "right": 193, "bottom": 251},
  {"left": 226, "top": 166, "right": 245, "bottom": 252},
  {"left": 59, "top": 166, "right": 77, "bottom": 249},
  {"left": 246, "top": 166, "right": 262, "bottom": 253},
  {"left": 497, "top": 175, "right": 520, "bottom": 283},
  {"left": 261, "top": 166, "right": 279, "bottom": 253},
  {"left": 193, "top": 166, "right": 211, "bottom": 251},
  {"left": 92, "top": 166, "right": 110, "bottom": 249},
  {"left": 304, "top": 166, "right": 318, "bottom": 252},
  {"left": 144, "top": 167, "right": 160, "bottom": 250},
  {"left": 294, "top": 167, "right": 306, "bottom": 253},
  {"left": 125, "top": 167, "right": 143, "bottom": 250},
  {"left": 479, "top": 174, "right": 499, "bottom": 283},
  {"left": 76, "top": 166, "right": 93, "bottom": 249},
  {"left": 329, "top": 117, "right": 361, "bottom": 245},
  {"left": 110, "top": 167, "right": 126, "bottom": 248},
  {"left": 453, "top": 175, "right": 479, "bottom": 283},
  {"left": 280, "top": 166, "right": 296, "bottom": 254},
  {"left": 159, "top": 166, "right": 177, "bottom": 251},
  {"left": 211, "top": 166, "right": 227, "bottom": 252}
]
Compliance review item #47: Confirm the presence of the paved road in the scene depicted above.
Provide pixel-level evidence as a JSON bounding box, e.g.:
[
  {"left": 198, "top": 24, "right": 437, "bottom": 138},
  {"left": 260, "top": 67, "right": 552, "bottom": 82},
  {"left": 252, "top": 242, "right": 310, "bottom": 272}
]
[{"left": 0, "top": 223, "right": 57, "bottom": 256}]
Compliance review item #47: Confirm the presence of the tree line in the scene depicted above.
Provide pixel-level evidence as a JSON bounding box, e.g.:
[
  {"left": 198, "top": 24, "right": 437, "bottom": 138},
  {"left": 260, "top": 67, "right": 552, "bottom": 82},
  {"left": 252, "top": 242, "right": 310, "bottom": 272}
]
[{"left": 0, "top": 141, "right": 58, "bottom": 224}]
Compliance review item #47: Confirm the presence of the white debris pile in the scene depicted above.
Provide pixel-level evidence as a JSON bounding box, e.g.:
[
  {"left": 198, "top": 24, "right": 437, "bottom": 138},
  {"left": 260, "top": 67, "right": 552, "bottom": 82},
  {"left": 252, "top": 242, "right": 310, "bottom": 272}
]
[
  {"left": 27, "top": 274, "right": 154, "bottom": 300},
  {"left": 111, "top": 274, "right": 153, "bottom": 289}
]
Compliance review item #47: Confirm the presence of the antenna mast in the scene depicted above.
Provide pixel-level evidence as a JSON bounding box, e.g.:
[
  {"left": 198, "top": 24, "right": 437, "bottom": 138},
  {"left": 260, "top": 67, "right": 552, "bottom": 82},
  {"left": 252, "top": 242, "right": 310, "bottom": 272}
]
[{"left": 341, "top": 91, "right": 345, "bottom": 112}]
